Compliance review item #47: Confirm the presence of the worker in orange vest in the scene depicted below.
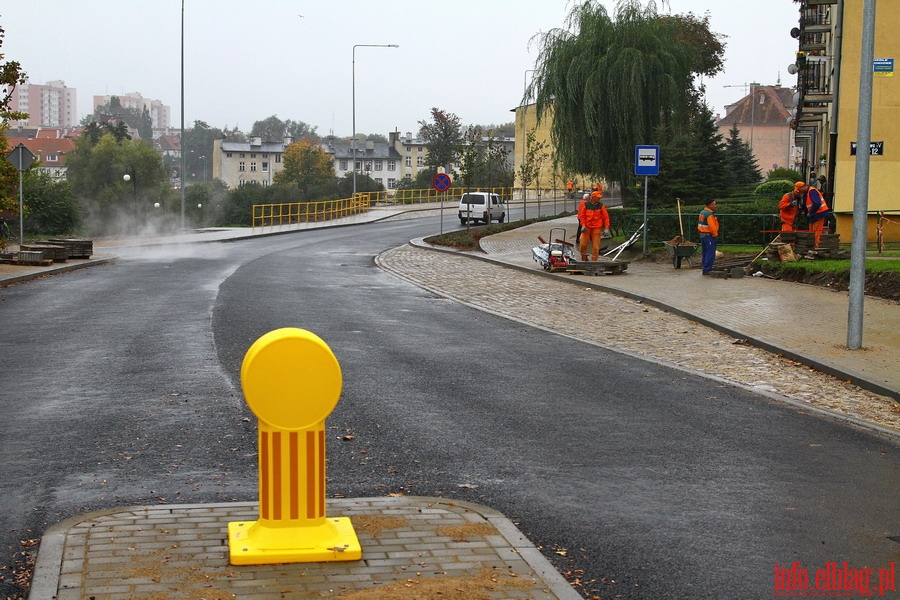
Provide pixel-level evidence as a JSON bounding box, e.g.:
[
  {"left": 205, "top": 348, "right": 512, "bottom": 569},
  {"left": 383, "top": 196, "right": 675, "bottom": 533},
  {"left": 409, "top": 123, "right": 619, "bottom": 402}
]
[
  {"left": 698, "top": 199, "right": 719, "bottom": 275},
  {"left": 804, "top": 183, "right": 831, "bottom": 247},
  {"left": 566, "top": 180, "right": 574, "bottom": 199},
  {"left": 779, "top": 182, "right": 804, "bottom": 232},
  {"left": 578, "top": 188, "right": 611, "bottom": 261}
]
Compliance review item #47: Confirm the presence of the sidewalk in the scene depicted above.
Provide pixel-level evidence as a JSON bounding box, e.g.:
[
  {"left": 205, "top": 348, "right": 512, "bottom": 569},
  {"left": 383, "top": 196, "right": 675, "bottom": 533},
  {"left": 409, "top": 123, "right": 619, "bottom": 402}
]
[
  {"left": 8, "top": 205, "right": 898, "bottom": 599},
  {"left": 474, "top": 215, "right": 899, "bottom": 401}
]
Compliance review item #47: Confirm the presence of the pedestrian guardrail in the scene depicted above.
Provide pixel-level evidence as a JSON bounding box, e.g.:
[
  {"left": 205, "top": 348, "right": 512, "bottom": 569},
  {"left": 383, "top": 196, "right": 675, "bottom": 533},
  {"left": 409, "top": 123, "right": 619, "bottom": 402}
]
[{"left": 251, "top": 196, "right": 371, "bottom": 229}]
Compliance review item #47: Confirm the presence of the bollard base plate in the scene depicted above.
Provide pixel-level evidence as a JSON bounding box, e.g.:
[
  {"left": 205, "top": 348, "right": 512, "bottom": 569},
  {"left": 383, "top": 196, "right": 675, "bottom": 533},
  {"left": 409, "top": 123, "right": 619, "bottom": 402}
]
[{"left": 228, "top": 517, "right": 362, "bottom": 565}]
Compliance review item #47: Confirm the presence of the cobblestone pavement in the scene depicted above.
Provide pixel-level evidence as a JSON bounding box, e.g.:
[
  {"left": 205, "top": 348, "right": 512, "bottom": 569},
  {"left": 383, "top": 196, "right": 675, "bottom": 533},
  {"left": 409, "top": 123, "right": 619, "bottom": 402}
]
[
  {"left": 33, "top": 497, "right": 578, "bottom": 600},
  {"left": 376, "top": 241, "right": 900, "bottom": 435}
]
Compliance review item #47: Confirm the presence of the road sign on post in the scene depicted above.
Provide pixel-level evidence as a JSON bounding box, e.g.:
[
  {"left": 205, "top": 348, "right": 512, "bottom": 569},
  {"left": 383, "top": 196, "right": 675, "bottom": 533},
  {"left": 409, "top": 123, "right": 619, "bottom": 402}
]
[
  {"left": 635, "top": 145, "right": 660, "bottom": 255},
  {"left": 431, "top": 173, "right": 452, "bottom": 192},
  {"left": 635, "top": 145, "right": 660, "bottom": 176},
  {"left": 5, "top": 143, "right": 37, "bottom": 248}
]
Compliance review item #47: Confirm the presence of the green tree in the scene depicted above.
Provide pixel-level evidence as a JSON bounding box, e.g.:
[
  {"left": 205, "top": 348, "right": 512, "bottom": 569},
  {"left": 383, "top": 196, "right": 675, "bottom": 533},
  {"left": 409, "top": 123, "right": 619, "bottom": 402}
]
[
  {"left": 1, "top": 21, "right": 29, "bottom": 216},
  {"left": 724, "top": 124, "right": 762, "bottom": 185},
  {"left": 653, "top": 103, "right": 728, "bottom": 203},
  {"left": 531, "top": 0, "right": 724, "bottom": 197},
  {"left": 22, "top": 170, "right": 82, "bottom": 234},
  {"left": 418, "top": 108, "right": 461, "bottom": 171},
  {"left": 251, "top": 115, "right": 319, "bottom": 143},
  {"left": 518, "top": 129, "right": 550, "bottom": 194},
  {"left": 273, "top": 139, "right": 335, "bottom": 196},
  {"left": 66, "top": 133, "right": 169, "bottom": 232},
  {"left": 183, "top": 120, "right": 226, "bottom": 182},
  {"left": 86, "top": 96, "right": 151, "bottom": 140}
]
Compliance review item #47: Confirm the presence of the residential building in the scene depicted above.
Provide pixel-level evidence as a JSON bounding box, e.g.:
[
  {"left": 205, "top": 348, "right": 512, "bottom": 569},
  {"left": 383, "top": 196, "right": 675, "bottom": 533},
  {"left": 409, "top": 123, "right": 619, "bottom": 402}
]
[
  {"left": 791, "top": 0, "right": 900, "bottom": 241},
  {"left": 6, "top": 128, "right": 78, "bottom": 181},
  {"left": 322, "top": 136, "right": 404, "bottom": 190},
  {"left": 7, "top": 80, "right": 78, "bottom": 128},
  {"left": 92, "top": 92, "right": 171, "bottom": 133},
  {"left": 212, "top": 137, "right": 290, "bottom": 188},
  {"left": 715, "top": 84, "right": 798, "bottom": 176}
]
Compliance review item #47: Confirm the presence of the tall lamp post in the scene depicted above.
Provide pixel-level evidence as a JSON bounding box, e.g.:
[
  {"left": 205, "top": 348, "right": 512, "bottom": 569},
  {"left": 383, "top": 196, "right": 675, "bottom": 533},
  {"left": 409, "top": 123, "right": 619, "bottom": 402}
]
[
  {"left": 123, "top": 168, "right": 137, "bottom": 233},
  {"left": 352, "top": 43, "right": 398, "bottom": 197}
]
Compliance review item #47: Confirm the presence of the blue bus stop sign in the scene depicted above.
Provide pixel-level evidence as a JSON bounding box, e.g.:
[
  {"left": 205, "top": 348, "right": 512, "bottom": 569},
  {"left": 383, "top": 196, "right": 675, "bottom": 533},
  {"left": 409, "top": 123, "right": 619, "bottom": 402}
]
[{"left": 635, "top": 145, "right": 660, "bottom": 176}]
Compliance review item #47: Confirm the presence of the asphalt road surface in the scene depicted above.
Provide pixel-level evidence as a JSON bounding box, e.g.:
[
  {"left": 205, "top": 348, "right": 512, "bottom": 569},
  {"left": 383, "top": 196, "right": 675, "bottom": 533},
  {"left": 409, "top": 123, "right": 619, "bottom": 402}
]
[{"left": 1, "top": 216, "right": 897, "bottom": 599}]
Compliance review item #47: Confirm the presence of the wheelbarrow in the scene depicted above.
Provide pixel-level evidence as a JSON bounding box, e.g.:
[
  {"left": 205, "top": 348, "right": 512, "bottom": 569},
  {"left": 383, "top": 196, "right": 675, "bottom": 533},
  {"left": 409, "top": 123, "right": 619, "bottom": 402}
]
[
  {"left": 664, "top": 197, "right": 698, "bottom": 269},
  {"left": 664, "top": 237, "right": 698, "bottom": 269}
]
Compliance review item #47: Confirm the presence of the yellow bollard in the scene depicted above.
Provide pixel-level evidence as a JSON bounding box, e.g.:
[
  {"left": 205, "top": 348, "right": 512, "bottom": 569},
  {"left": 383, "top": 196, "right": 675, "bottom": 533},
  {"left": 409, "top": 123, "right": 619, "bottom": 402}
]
[{"left": 228, "top": 328, "right": 361, "bottom": 565}]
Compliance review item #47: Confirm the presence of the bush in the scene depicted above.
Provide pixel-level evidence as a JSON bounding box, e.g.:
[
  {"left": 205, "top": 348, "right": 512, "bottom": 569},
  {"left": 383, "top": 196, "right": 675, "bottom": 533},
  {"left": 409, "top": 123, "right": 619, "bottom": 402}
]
[
  {"left": 754, "top": 180, "right": 794, "bottom": 197},
  {"left": 23, "top": 172, "right": 83, "bottom": 234},
  {"left": 766, "top": 167, "right": 802, "bottom": 183}
]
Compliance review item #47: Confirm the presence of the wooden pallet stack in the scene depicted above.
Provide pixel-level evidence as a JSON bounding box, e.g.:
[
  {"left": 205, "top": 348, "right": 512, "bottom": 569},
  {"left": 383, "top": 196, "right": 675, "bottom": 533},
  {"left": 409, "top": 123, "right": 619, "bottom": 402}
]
[{"left": 47, "top": 238, "right": 93, "bottom": 259}]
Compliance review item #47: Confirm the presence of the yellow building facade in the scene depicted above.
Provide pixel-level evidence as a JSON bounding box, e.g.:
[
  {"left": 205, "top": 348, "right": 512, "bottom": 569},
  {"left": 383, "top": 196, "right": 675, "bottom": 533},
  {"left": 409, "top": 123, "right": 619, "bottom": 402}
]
[{"left": 795, "top": 0, "right": 900, "bottom": 241}]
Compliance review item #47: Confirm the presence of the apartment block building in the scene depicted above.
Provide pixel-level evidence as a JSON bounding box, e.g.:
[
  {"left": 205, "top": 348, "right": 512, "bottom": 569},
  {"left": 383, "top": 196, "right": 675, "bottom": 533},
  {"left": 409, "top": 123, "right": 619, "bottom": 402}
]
[
  {"left": 92, "top": 92, "right": 171, "bottom": 132},
  {"left": 7, "top": 80, "right": 78, "bottom": 128}
]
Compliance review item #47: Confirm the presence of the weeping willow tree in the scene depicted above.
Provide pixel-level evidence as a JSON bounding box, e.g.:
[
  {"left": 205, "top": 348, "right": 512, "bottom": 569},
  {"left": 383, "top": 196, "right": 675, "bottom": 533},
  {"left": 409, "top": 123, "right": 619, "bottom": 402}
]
[{"left": 529, "top": 0, "right": 724, "bottom": 197}]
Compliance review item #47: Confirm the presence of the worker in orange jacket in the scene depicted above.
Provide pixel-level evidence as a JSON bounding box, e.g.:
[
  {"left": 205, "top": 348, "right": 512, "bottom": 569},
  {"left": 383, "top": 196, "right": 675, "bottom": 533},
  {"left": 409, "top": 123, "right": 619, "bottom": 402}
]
[
  {"left": 779, "top": 182, "right": 804, "bottom": 232},
  {"left": 578, "top": 188, "right": 611, "bottom": 261},
  {"left": 804, "top": 183, "right": 831, "bottom": 247},
  {"left": 698, "top": 199, "right": 719, "bottom": 275}
]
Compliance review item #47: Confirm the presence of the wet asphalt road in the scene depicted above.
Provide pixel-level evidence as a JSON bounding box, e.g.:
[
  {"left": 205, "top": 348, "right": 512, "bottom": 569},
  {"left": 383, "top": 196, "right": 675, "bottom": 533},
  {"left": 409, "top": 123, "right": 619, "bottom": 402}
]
[{"left": 1, "top": 216, "right": 897, "bottom": 599}]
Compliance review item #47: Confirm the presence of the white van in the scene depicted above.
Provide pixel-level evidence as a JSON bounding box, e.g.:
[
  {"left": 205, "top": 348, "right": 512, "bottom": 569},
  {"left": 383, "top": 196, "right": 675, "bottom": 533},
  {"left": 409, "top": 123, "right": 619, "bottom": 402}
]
[{"left": 457, "top": 192, "right": 506, "bottom": 225}]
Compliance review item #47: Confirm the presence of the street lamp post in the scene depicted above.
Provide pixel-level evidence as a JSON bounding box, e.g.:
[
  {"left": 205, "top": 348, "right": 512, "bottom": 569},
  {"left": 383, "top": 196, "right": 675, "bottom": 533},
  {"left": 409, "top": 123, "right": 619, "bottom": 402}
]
[
  {"left": 123, "top": 168, "right": 137, "bottom": 233},
  {"left": 352, "top": 43, "right": 398, "bottom": 198}
]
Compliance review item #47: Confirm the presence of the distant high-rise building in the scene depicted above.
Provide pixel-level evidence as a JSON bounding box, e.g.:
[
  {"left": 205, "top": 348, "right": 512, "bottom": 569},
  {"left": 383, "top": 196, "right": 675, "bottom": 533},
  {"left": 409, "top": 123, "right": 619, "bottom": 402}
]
[
  {"left": 92, "top": 92, "right": 171, "bottom": 132},
  {"left": 8, "top": 79, "right": 78, "bottom": 128}
]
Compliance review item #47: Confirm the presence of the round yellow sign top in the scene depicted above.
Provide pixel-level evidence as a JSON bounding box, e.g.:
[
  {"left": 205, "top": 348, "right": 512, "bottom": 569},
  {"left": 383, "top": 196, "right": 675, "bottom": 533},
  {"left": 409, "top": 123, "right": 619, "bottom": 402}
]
[{"left": 240, "top": 328, "right": 342, "bottom": 430}]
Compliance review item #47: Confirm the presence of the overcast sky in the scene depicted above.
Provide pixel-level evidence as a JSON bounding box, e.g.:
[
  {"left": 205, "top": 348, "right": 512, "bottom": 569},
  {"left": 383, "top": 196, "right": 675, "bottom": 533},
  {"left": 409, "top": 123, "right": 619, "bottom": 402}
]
[{"left": 3, "top": 0, "right": 800, "bottom": 137}]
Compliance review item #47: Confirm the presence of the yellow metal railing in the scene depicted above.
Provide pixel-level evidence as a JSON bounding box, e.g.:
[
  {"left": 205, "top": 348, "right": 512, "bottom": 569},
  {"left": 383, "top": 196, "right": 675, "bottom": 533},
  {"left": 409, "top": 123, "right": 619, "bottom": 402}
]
[
  {"left": 251, "top": 196, "right": 371, "bottom": 228},
  {"left": 374, "top": 187, "right": 516, "bottom": 205}
]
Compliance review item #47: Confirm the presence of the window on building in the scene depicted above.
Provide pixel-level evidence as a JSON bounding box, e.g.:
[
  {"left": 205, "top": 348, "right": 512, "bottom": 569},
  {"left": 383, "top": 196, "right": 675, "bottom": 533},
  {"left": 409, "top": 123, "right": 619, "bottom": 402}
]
[
  {"left": 355, "top": 160, "right": 361, "bottom": 170},
  {"left": 340, "top": 160, "right": 348, "bottom": 171},
  {"left": 388, "top": 178, "right": 397, "bottom": 189},
  {"left": 405, "top": 156, "right": 412, "bottom": 167},
  {"left": 275, "top": 154, "right": 281, "bottom": 163},
  {"left": 262, "top": 162, "right": 269, "bottom": 172},
  {"left": 251, "top": 154, "right": 257, "bottom": 158},
  {"left": 239, "top": 161, "right": 246, "bottom": 172},
  {"left": 374, "top": 160, "right": 383, "bottom": 171},
  {"left": 364, "top": 161, "right": 372, "bottom": 172},
  {"left": 388, "top": 160, "right": 396, "bottom": 171},
  {"left": 375, "top": 178, "right": 383, "bottom": 186},
  {"left": 240, "top": 153, "right": 245, "bottom": 158},
  {"left": 417, "top": 156, "right": 424, "bottom": 167},
  {"left": 251, "top": 163, "right": 257, "bottom": 172},
  {"left": 46, "top": 153, "right": 58, "bottom": 162},
  {"left": 227, "top": 153, "right": 232, "bottom": 158}
]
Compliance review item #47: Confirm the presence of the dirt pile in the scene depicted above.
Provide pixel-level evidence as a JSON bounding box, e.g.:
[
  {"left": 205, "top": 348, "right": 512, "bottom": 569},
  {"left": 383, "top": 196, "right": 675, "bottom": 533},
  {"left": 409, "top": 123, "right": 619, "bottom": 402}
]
[{"left": 765, "top": 267, "right": 900, "bottom": 302}]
